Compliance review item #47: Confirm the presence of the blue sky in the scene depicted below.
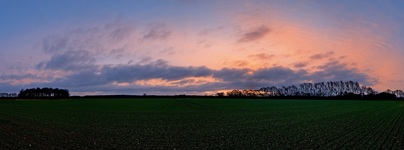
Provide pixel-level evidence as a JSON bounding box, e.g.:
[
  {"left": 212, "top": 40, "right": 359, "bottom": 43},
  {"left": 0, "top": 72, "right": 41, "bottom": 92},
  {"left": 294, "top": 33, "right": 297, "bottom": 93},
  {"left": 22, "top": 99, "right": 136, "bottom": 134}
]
[{"left": 1, "top": 0, "right": 404, "bottom": 95}]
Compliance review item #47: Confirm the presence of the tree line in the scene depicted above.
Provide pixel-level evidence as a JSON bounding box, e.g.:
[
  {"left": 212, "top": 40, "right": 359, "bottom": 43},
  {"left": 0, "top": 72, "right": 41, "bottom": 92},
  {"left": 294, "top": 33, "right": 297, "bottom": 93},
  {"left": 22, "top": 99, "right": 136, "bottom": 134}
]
[
  {"left": 18, "top": 87, "right": 70, "bottom": 98},
  {"left": 0, "top": 93, "right": 17, "bottom": 98},
  {"left": 226, "top": 81, "right": 404, "bottom": 100}
]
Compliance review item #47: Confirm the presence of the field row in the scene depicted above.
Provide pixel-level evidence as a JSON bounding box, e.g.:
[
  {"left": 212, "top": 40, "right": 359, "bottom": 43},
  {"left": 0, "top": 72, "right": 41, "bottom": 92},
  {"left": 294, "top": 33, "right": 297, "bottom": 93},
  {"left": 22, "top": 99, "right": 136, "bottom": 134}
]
[{"left": 1, "top": 98, "right": 403, "bottom": 149}]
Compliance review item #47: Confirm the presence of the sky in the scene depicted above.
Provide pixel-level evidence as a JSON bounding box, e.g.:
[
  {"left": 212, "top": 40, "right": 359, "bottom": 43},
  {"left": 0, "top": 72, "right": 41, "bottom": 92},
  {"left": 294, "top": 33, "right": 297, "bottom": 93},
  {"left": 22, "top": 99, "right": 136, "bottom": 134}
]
[{"left": 1, "top": 0, "right": 404, "bottom": 96}]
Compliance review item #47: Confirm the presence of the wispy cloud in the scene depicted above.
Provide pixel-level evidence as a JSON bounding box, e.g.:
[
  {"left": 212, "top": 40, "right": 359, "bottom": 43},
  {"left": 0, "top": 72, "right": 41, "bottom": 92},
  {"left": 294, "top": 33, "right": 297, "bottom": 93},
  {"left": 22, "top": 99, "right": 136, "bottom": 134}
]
[
  {"left": 248, "top": 53, "right": 274, "bottom": 60},
  {"left": 237, "top": 26, "right": 270, "bottom": 43},
  {"left": 309, "top": 51, "right": 335, "bottom": 60},
  {"left": 143, "top": 23, "right": 171, "bottom": 40},
  {"left": 37, "top": 50, "right": 96, "bottom": 71}
]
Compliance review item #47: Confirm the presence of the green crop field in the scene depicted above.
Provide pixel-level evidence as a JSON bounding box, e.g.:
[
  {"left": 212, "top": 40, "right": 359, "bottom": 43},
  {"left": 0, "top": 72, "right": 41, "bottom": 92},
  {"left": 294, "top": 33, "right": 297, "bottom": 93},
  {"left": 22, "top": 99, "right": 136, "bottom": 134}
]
[{"left": 1, "top": 98, "right": 403, "bottom": 149}]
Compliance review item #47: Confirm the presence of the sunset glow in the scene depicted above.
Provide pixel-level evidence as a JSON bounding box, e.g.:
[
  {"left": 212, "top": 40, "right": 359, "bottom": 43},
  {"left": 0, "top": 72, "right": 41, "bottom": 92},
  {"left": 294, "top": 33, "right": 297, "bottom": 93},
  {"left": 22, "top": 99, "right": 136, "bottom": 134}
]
[{"left": 1, "top": 0, "right": 404, "bottom": 95}]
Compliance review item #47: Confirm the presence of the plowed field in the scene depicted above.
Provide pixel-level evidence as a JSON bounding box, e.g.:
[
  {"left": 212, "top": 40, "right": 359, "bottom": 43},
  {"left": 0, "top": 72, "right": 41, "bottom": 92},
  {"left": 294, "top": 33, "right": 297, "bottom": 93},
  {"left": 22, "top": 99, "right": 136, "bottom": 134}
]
[{"left": 1, "top": 98, "right": 403, "bottom": 149}]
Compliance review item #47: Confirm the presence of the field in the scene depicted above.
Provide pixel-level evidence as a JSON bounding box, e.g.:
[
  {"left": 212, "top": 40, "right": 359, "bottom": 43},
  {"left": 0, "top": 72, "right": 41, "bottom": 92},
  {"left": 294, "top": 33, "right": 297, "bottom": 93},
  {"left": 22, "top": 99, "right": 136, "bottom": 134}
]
[{"left": 1, "top": 98, "right": 404, "bottom": 149}]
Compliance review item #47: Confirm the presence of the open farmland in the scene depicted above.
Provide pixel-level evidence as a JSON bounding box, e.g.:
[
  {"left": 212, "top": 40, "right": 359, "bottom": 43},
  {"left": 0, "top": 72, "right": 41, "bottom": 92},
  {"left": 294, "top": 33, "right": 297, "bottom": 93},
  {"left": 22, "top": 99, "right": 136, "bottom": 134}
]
[{"left": 1, "top": 98, "right": 404, "bottom": 149}]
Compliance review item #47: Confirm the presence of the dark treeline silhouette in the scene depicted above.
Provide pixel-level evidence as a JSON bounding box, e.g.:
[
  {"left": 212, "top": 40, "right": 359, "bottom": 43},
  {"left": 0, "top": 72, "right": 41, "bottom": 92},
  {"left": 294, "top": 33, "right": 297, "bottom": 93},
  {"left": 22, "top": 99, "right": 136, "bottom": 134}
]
[
  {"left": 0, "top": 92, "right": 17, "bottom": 98},
  {"left": 227, "top": 81, "right": 404, "bottom": 100},
  {"left": 8, "top": 81, "right": 403, "bottom": 100},
  {"left": 18, "top": 87, "right": 70, "bottom": 99}
]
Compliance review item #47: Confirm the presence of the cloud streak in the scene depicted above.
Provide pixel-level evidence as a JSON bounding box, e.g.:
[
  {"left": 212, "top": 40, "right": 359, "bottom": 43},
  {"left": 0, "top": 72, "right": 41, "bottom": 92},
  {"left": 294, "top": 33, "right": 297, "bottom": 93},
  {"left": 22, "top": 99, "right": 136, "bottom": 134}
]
[
  {"left": 37, "top": 50, "right": 96, "bottom": 71},
  {"left": 143, "top": 23, "right": 171, "bottom": 40},
  {"left": 237, "top": 26, "right": 270, "bottom": 43},
  {"left": 24, "top": 56, "right": 375, "bottom": 95}
]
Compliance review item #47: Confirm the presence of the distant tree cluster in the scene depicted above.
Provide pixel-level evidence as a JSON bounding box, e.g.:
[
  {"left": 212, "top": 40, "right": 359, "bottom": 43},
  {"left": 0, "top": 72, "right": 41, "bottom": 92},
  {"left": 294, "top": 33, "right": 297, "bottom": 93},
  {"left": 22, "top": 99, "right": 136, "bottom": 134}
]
[
  {"left": 384, "top": 89, "right": 404, "bottom": 99},
  {"left": 260, "top": 81, "right": 374, "bottom": 97},
  {"left": 227, "top": 81, "right": 403, "bottom": 100},
  {"left": 18, "top": 87, "right": 70, "bottom": 98},
  {"left": 0, "top": 92, "right": 17, "bottom": 98}
]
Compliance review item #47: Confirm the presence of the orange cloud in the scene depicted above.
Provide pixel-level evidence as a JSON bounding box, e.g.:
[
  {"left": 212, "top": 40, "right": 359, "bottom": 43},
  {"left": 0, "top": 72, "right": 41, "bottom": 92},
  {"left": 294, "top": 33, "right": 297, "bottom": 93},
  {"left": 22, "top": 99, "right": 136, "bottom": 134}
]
[{"left": 135, "top": 76, "right": 220, "bottom": 87}]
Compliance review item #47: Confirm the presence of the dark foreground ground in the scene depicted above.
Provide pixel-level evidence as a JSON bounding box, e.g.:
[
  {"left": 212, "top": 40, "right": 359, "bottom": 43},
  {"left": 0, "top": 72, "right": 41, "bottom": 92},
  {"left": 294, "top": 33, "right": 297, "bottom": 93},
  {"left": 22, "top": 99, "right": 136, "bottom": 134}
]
[{"left": 1, "top": 98, "right": 403, "bottom": 149}]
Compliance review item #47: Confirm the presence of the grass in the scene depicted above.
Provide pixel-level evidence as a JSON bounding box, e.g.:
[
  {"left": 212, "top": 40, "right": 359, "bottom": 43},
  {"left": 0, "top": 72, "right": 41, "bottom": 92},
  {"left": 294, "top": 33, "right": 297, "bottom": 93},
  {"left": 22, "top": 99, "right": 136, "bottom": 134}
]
[{"left": 1, "top": 98, "right": 404, "bottom": 149}]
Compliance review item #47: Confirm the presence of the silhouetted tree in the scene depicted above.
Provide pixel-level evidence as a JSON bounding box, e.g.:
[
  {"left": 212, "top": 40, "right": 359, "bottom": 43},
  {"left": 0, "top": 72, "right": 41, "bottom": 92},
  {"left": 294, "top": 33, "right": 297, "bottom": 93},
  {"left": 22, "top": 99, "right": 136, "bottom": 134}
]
[
  {"left": 18, "top": 87, "right": 69, "bottom": 98},
  {"left": 258, "top": 81, "right": 374, "bottom": 98},
  {"left": 217, "top": 92, "right": 225, "bottom": 97},
  {"left": 0, "top": 93, "right": 17, "bottom": 98},
  {"left": 224, "top": 81, "right": 402, "bottom": 100},
  {"left": 392, "top": 90, "right": 404, "bottom": 98},
  {"left": 227, "top": 90, "right": 244, "bottom": 97}
]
